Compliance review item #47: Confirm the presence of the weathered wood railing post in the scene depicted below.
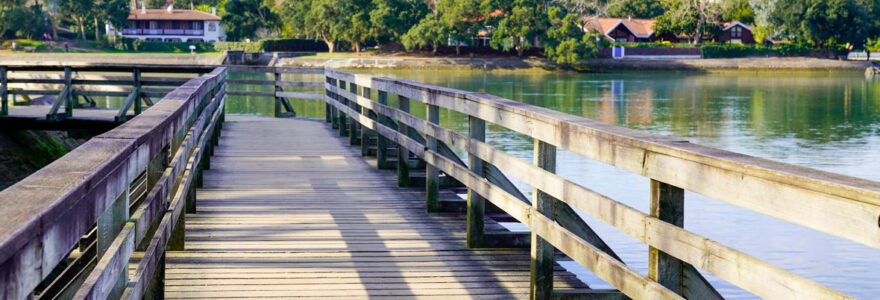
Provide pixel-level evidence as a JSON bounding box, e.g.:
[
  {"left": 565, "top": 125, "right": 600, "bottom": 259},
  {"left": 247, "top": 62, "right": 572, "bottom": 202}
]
[
  {"left": 360, "top": 87, "right": 373, "bottom": 156},
  {"left": 426, "top": 104, "right": 440, "bottom": 212},
  {"left": 397, "top": 96, "right": 411, "bottom": 187},
  {"left": 0, "top": 67, "right": 7, "bottom": 116},
  {"left": 376, "top": 91, "right": 390, "bottom": 169},
  {"left": 348, "top": 83, "right": 360, "bottom": 145},
  {"left": 338, "top": 81, "right": 348, "bottom": 137},
  {"left": 330, "top": 78, "right": 339, "bottom": 129},
  {"left": 467, "top": 116, "right": 486, "bottom": 248},
  {"left": 531, "top": 140, "right": 557, "bottom": 300},
  {"left": 649, "top": 179, "right": 685, "bottom": 295},
  {"left": 133, "top": 68, "right": 142, "bottom": 115},
  {"left": 274, "top": 70, "right": 282, "bottom": 118},
  {"left": 63, "top": 66, "right": 73, "bottom": 117},
  {"left": 96, "top": 185, "right": 130, "bottom": 298},
  {"left": 325, "top": 77, "right": 332, "bottom": 123}
]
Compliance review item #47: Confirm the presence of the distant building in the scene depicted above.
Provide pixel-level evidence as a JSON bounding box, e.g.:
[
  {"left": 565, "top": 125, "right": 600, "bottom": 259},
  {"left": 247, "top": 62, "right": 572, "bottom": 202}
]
[
  {"left": 716, "top": 21, "right": 756, "bottom": 44},
  {"left": 107, "top": 4, "right": 225, "bottom": 42},
  {"left": 583, "top": 18, "right": 661, "bottom": 43},
  {"left": 583, "top": 17, "right": 759, "bottom": 44}
]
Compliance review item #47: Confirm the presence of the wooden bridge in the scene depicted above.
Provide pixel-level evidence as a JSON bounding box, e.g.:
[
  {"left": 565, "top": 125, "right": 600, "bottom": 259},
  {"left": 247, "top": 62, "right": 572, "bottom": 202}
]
[{"left": 0, "top": 63, "right": 878, "bottom": 299}]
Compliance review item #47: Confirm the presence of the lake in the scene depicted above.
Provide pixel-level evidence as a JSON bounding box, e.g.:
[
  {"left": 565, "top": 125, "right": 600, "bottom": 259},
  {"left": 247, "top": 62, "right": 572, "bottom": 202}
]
[{"left": 226, "top": 69, "right": 880, "bottom": 299}]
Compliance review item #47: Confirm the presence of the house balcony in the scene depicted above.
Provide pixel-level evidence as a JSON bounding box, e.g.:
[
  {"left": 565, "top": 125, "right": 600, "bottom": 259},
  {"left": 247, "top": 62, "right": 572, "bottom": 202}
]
[{"left": 121, "top": 28, "right": 205, "bottom": 36}]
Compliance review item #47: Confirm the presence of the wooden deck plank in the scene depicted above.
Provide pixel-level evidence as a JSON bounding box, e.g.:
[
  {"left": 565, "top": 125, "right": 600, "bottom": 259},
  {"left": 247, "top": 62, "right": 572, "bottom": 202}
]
[{"left": 166, "top": 115, "right": 588, "bottom": 298}]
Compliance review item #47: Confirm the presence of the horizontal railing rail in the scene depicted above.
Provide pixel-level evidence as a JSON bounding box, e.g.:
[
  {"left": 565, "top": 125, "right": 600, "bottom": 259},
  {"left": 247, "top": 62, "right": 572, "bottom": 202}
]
[
  {"left": 0, "top": 65, "right": 215, "bottom": 121},
  {"left": 321, "top": 67, "right": 876, "bottom": 299},
  {"left": 0, "top": 66, "right": 226, "bottom": 299}
]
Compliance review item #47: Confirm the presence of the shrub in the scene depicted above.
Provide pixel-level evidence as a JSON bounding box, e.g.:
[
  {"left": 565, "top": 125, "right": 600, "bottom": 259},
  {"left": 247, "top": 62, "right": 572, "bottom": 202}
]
[
  {"left": 214, "top": 41, "right": 262, "bottom": 52},
  {"left": 111, "top": 36, "right": 212, "bottom": 52},
  {"left": 1, "top": 39, "right": 49, "bottom": 51},
  {"left": 611, "top": 42, "right": 695, "bottom": 48},
  {"left": 699, "top": 42, "right": 814, "bottom": 58},
  {"left": 260, "top": 38, "right": 328, "bottom": 52}
]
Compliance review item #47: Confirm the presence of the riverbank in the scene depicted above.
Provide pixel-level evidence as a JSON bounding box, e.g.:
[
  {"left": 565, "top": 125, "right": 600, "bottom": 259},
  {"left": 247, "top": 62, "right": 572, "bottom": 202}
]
[
  {"left": 0, "top": 52, "right": 870, "bottom": 72},
  {"left": 585, "top": 57, "right": 873, "bottom": 71},
  {"left": 279, "top": 55, "right": 871, "bottom": 72},
  {"left": 0, "top": 130, "right": 85, "bottom": 189}
]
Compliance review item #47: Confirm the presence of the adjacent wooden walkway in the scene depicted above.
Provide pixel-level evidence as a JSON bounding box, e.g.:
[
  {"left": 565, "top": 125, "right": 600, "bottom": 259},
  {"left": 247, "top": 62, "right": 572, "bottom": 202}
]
[{"left": 164, "top": 115, "right": 587, "bottom": 299}]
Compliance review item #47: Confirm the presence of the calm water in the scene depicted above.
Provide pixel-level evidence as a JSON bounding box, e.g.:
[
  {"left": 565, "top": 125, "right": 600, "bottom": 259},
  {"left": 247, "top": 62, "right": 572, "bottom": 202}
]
[{"left": 226, "top": 70, "right": 880, "bottom": 299}]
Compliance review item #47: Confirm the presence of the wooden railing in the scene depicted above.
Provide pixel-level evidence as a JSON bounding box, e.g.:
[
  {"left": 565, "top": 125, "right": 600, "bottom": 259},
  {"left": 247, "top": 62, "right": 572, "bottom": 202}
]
[
  {"left": 0, "top": 66, "right": 226, "bottom": 299},
  {"left": 225, "top": 65, "right": 325, "bottom": 118},
  {"left": 0, "top": 64, "right": 215, "bottom": 121},
  {"left": 321, "top": 68, "right": 879, "bottom": 299}
]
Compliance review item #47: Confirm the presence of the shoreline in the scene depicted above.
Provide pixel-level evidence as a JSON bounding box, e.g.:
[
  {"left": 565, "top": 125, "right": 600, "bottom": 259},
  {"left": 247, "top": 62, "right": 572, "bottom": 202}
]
[
  {"left": 279, "top": 56, "right": 873, "bottom": 72},
  {"left": 0, "top": 53, "right": 871, "bottom": 73}
]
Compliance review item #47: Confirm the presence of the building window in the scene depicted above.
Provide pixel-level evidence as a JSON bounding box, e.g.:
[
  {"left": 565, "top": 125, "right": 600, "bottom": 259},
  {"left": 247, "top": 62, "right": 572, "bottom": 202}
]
[
  {"left": 616, "top": 38, "right": 627, "bottom": 43},
  {"left": 731, "top": 26, "right": 742, "bottom": 38},
  {"left": 193, "top": 21, "right": 203, "bottom": 30},
  {"left": 149, "top": 21, "right": 158, "bottom": 29},
  {"left": 208, "top": 22, "right": 216, "bottom": 32}
]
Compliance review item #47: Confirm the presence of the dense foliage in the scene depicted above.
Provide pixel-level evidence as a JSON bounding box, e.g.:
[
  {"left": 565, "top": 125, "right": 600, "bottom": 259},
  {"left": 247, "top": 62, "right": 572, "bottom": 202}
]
[
  {"left": 2, "top": 0, "right": 880, "bottom": 62},
  {"left": 769, "top": 0, "right": 871, "bottom": 53},
  {"left": 543, "top": 7, "right": 600, "bottom": 63},
  {"left": 700, "top": 42, "right": 813, "bottom": 58}
]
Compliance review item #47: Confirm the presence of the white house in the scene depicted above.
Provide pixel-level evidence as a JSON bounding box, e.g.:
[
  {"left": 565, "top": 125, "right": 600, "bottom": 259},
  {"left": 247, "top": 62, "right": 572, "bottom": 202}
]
[{"left": 107, "top": 4, "right": 226, "bottom": 42}]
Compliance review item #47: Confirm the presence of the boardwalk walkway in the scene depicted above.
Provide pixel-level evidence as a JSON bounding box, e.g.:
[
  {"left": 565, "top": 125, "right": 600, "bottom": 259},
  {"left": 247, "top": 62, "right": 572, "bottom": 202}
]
[{"left": 163, "top": 115, "right": 587, "bottom": 299}]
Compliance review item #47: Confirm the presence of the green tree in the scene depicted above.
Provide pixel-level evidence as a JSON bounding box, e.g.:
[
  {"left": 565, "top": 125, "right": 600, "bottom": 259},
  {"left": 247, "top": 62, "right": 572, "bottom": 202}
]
[
  {"left": 60, "top": 0, "right": 94, "bottom": 40},
  {"left": 342, "top": 0, "right": 372, "bottom": 52},
  {"left": 543, "top": 7, "right": 600, "bottom": 63},
  {"left": 721, "top": 0, "right": 755, "bottom": 24},
  {"left": 1, "top": 1, "right": 46, "bottom": 40},
  {"left": 303, "top": 0, "right": 350, "bottom": 53},
  {"left": 438, "top": 0, "right": 481, "bottom": 55},
  {"left": 606, "top": 0, "right": 665, "bottom": 18},
  {"left": 487, "top": 0, "right": 547, "bottom": 57},
  {"left": 654, "top": 0, "right": 721, "bottom": 43},
  {"left": 769, "top": 0, "right": 870, "bottom": 52},
  {"left": 222, "top": 0, "right": 279, "bottom": 41},
  {"left": 277, "top": 0, "right": 312, "bottom": 38},
  {"left": 401, "top": 13, "right": 446, "bottom": 54},
  {"left": 369, "top": 0, "right": 429, "bottom": 43},
  {"left": 102, "top": 0, "right": 131, "bottom": 38}
]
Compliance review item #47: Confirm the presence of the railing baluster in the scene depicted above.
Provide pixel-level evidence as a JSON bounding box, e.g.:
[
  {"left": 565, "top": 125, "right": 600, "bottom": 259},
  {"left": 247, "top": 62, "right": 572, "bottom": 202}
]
[
  {"left": 376, "top": 91, "right": 390, "bottom": 169},
  {"left": 325, "top": 77, "right": 332, "bottom": 123},
  {"left": 330, "top": 79, "right": 339, "bottom": 129},
  {"left": 397, "top": 96, "right": 411, "bottom": 187},
  {"left": 64, "top": 66, "right": 72, "bottom": 117},
  {"left": 96, "top": 185, "right": 130, "bottom": 298},
  {"left": 338, "top": 80, "right": 347, "bottom": 137},
  {"left": 1, "top": 66, "right": 7, "bottom": 116},
  {"left": 531, "top": 140, "right": 557, "bottom": 300},
  {"left": 360, "top": 87, "right": 373, "bottom": 156},
  {"left": 274, "top": 70, "right": 282, "bottom": 118},
  {"left": 467, "top": 116, "right": 486, "bottom": 248},
  {"left": 426, "top": 104, "right": 440, "bottom": 212},
  {"left": 649, "top": 179, "right": 685, "bottom": 295},
  {"left": 349, "top": 83, "right": 360, "bottom": 145},
  {"left": 133, "top": 68, "right": 142, "bottom": 115}
]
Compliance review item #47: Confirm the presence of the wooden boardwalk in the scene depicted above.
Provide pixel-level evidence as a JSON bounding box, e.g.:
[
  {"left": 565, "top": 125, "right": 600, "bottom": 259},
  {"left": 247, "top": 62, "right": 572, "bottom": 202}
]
[{"left": 164, "top": 115, "right": 587, "bottom": 299}]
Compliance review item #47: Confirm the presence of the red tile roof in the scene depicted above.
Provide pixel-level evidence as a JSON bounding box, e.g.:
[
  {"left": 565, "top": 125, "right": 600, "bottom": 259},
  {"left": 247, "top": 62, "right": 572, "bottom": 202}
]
[
  {"left": 583, "top": 18, "right": 656, "bottom": 38},
  {"left": 128, "top": 9, "right": 221, "bottom": 21}
]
